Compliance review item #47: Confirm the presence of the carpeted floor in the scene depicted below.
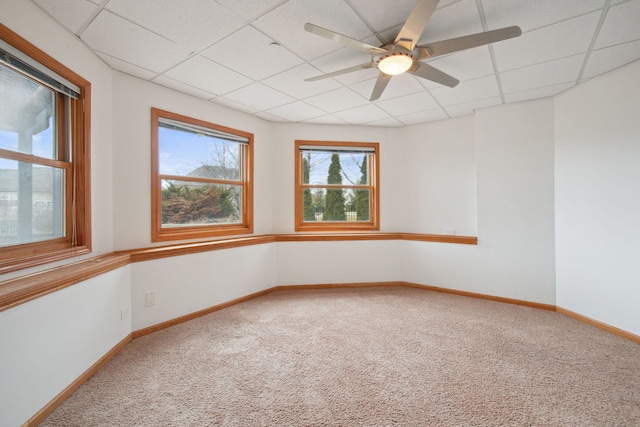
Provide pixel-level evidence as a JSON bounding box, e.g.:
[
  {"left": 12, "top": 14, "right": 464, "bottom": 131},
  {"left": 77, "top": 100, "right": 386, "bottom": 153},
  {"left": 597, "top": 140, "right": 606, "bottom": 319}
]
[{"left": 42, "top": 287, "right": 640, "bottom": 426}]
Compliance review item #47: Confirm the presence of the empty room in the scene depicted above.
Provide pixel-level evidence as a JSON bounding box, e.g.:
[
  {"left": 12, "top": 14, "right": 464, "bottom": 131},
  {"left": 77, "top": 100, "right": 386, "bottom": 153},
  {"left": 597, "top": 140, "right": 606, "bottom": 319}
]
[{"left": 1, "top": 0, "right": 639, "bottom": 425}]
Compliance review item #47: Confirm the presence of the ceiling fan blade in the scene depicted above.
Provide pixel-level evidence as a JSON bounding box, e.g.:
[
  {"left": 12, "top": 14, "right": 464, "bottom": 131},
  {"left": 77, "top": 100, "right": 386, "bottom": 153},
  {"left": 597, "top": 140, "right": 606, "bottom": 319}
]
[
  {"left": 416, "top": 26, "right": 522, "bottom": 60},
  {"left": 370, "top": 73, "right": 392, "bottom": 101},
  {"left": 408, "top": 62, "right": 459, "bottom": 87},
  {"left": 305, "top": 62, "right": 375, "bottom": 82},
  {"left": 304, "top": 23, "right": 387, "bottom": 54},
  {"left": 394, "top": 0, "right": 439, "bottom": 51}
]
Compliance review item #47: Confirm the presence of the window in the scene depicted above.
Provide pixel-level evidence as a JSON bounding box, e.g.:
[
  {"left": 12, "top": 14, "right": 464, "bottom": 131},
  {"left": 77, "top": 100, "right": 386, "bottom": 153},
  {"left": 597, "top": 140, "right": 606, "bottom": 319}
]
[
  {"left": 0, "top": 24, "right": 90, "bottom": 273},
  {"left": 151, "top": 108, "right": 253, "bottom": 242},
  {"left": 295, "top": 140, "right": 379, "bottom": 232}
]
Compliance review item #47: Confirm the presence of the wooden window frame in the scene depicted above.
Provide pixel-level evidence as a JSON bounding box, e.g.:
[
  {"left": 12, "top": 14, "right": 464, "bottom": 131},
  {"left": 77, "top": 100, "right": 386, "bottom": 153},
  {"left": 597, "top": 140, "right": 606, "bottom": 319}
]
[
  {"left": 151, "top": 108, "right": 253, "bottom": 242},
  {"left": 295, "top": 140, "right": 380, "bottom": 232},
  {"left": 0, "top": 24, "right": 91, "bottom": 274}
]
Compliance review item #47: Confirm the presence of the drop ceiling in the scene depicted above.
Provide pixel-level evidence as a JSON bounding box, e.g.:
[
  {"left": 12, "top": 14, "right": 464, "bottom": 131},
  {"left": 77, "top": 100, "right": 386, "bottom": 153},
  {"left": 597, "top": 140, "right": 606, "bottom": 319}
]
[{"left": 33, "top": 0, "right": 640, "bottom": 126}]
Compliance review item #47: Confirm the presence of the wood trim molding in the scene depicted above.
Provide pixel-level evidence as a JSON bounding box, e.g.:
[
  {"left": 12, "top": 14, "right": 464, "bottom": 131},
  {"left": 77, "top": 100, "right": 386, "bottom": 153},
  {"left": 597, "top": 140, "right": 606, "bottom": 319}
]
[
  {"left": 556, "top": 307, "right": 640, "bottom": 344},
  {"left": 22, "top": 334, "right": 132, "bottom": 427}
]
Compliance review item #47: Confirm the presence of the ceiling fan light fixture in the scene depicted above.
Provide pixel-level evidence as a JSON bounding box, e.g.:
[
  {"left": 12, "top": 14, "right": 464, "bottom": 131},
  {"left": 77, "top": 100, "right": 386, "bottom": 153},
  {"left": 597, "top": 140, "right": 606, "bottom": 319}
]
[{"left": 378, "top": 53, "right": 413, "bottom": 75}]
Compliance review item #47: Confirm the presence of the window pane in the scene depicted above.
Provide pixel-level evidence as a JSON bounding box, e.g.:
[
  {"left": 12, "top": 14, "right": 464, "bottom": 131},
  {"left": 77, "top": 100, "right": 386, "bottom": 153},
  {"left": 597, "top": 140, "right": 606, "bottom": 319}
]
[
  {"left": 302, "top": 188, "right": 370, "bottom": 222},
  {"left": 0, "top": 64, "right": 57, "bottom": 159},
  {"left": 159, "top": 126, "right": 241, "bottom": 180},
  {"left": 301, "top": 151, "right": 368, "bottom": 185},
  {"left": 161, "top": 179, "right": 242, "bottom": 227},
  {"left": 0, "top": 160, "right": 65, "bottom": 246}
]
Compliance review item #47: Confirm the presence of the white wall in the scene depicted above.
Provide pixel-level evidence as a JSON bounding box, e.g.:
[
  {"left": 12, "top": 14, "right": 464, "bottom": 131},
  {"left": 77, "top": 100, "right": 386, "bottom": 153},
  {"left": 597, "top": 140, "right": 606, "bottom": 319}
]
[
  {"left": 402, "top": 99, "right": 557, "bottom": 305},
  {"left": 112, "top": 73, "right": 274, "bottom": 250},
  {"left": 131, "top": 244, "right": 277, "bottom": 331},
  {"left": 0, "top": 267, "right": 131, "bottom": 427},
  {"left": 555, "top": 60, "right": 640, "bottom": 336}
]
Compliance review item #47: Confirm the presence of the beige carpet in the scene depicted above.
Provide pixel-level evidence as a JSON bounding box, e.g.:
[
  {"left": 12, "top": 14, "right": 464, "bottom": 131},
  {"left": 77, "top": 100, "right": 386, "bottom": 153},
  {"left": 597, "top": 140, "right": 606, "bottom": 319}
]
[{"left": 42, "top": 287, "right": 640, "bottom": 426}]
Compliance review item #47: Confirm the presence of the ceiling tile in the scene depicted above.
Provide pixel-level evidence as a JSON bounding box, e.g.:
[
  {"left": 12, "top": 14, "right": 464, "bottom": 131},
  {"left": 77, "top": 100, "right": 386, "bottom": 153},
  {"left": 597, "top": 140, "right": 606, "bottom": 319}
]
[
  {"left": 302, "top": 114, "right": 348, "bottom": 125},
  {"left": 333, "top": 104, "right": 390, "bottom": 124},
  {"left": 34, "top": 0, "right": 98, "bottom": 33},
  {"left": 500, "top": 54, "right": 585, "bottom": 94},
  {"left": 364, "top": 117, "right": 405, "bottom": 127},
  {"left": 265, "top": 101, "right": 326, "bottom": 122},
  {"left": 81, "top": 11, "right": 192, "bottom": 73},
  {"left": 163, "top": 55, "right": 252, "bottom": 96},
  {"left": 493, "top": 12, "right": 600, "bottom": 72},
  {"left": 152, "top": 75, "right": 216, "bottom": 99},
  {"left": 211, "top": 97, "right": 260, "bottom": 114},
  {"left": 304, "top": 87, "right": 369, "bottom": 113},
  {"left": 95, "top": 52, "right": 157, "bottom": 80},
  {"left": 351, "top": 74, "right": 428, "bottom": 101},
  {"left": 105, "top": 0, "right": 245, "bottom": 51},
  {"left": 347, "top": 0, "right": 417, "bottom": 32},
  {"left": 418, "top": 0, "right": 484, "bottom": 45},
  {"left": 445, "top": 96, "right": 502, "bottom": 117},
  {"left": 583, "top": 40, "right": 640, "bottom": 79},
  {"left": 201, "top": 26, "right": 303, "bottom": 80},
  {"left": 252, "top": 0, "right": 372, "bottom": 60},
  {"left": 423, "top": 46, "right": 495, "bottom": 86},
  {"left": 216, "top": 0, "right": 286, "bottom": 21},
  {"left": 430, "top": 75, "right": 500, "bottom": 106},
  {"left": 594, "top": 0, "right": 640, "bottom": 49},
  {"left": 262, "top": 64, "right": 342, "bottom": 99},
  {"left": 397, "top": 108, "right": 449, "bottom": 125},
  {"left": 504, "top": 82, "right": 574, "bottom": 103},
  {"left": 221, "top": 83, "right": 296, "bottom": 111},
  {"left": 376, "top": 91, "right": 439, "bottom": 116},
  {"left": 254, "top": 111, "right": 288, "bottom": 122},
  {"left": 482, "top": 0, "right": 606, "bottom": 32}
]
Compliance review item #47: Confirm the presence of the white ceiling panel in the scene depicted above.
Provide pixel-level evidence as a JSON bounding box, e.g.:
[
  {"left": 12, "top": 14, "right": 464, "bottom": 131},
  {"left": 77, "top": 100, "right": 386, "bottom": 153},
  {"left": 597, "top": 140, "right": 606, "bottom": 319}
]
[
  {"left": 81, "top": 11, "right": 192, "bottom": 73},
  {"left": 201, "top": 26, "right": 303, "bottom": 80},
  {"left": 333, "top": 104, "right": 390, "bottom": 124},
  {"left": 31, "top": 0, "right": 640, "bottom": 126},
  {"left": 348, "top": 0, "right": 417, "bottom": 32},
  {"left": 266, "top": 101, "right": 326, "bottom": 122},
  {"left": 504, "top": 82, "right": 574, "bottom": 103},
  {"left": 594, "top": 0, "right": 640, "bottom": 49},
  {"left": 252, "top": 0, "right": 372, "bottom": 60},
  {"left": 262, "top": 64, "right": 342, "bottom": 99},
  {"left": 105, "top": 0, "right": 245, "bottom": 52},
  {"left": 351, "top": 75, "right": 427, "bottom": 101},
  {"left": 377, "top": 91, "right": 440, "bottom": 116},
  {"left": 304, "top": 87, "right": 369, "bottom": 113},
  {"left": 302, "top": 114, "right": 348, "bottom": 125},
  {"left": 445, "top": 96, "right": 502, "bottom": 117},
  {"left": 215, "top": 0, "right": 287, "bottom": 21},
  {"left": 33, "top": 0, "right": 97, "bottom": 33},
  {"left": 221, "top": 83, "right": 296, "bottom": 111},
  {"left": 583, "top": 40, "right": 640, "bottom": 79},
  {"left": 424, "top": 46, "right": 495, "bottom": 84},
  {"left": 482, "top": 0, "right": 606, "bottom": 32},
  {"left": 152, "top": 75, "right": 216, "bottom": 100},
  {"left": 397, "top": 108, "right": 449, "bottom": 125},
  {"left": 493, "top": 12, "right": 600, "bottom": 72},
  {"left": 164, "top": 56, "right": 252, "bottom": 96},
  {"left": 430, "top": 75, "right": 500, "bottom": 106},
  {"left": 500, "top": 54, "right": 585, "bottom": 94},
  {"left": 418, "top": 0, "right": 484, "bottom": 45},
  {"left": 96, "top": 52, "right": 157, "bottom": 81}
]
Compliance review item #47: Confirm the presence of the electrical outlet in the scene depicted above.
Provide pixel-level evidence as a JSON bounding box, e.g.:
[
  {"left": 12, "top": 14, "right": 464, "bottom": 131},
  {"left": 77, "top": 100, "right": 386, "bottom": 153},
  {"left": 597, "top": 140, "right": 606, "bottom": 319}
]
[
  {"left": 445, "top": 229, "right": 456, "bottom": 236},
  {"left": 120, "top": 306, "right": 130, "bottom": 319},
  {"left": 145, "top": 291, "right": 156, "bottom": 307}
]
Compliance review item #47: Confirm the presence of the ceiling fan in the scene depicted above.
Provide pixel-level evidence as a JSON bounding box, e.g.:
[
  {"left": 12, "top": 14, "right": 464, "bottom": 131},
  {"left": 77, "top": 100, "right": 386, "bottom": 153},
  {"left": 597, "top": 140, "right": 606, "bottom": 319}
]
[{"left": 304, "top": 0, "right": 521, "bottom": 101}]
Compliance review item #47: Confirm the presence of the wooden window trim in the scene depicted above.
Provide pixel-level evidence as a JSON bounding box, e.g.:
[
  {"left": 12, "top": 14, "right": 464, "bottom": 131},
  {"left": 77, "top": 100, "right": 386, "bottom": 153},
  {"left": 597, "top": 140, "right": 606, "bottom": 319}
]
[
  {"left": 0, "top": 24, "right": 91, "bottom": 274},
  {"left": 151, "top": 108, "right": 253, "bottom": 242},
  {"left": 295, "top": 140, "right": 380, "bottom": 232}
]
